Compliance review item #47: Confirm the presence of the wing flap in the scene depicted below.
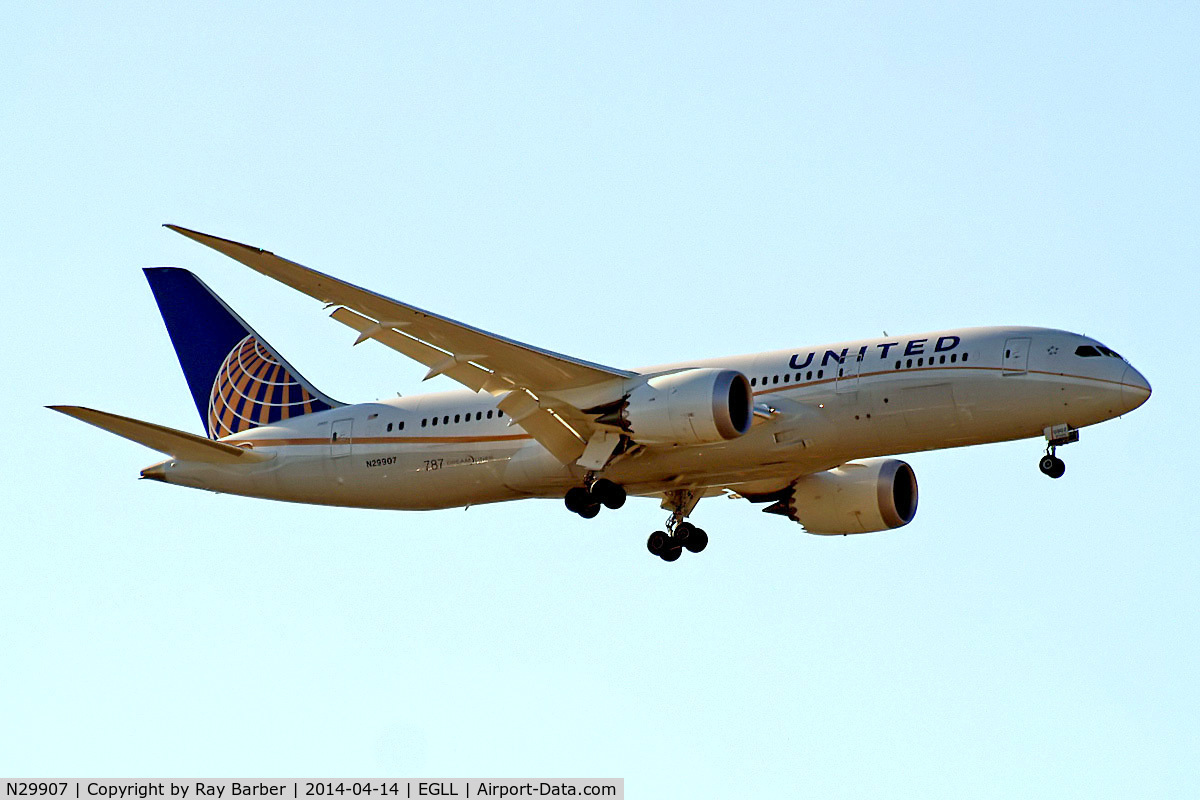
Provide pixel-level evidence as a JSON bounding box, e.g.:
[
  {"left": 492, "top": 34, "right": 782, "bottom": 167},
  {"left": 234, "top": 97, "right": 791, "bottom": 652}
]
[
  {"left": 49, "top": 406, "right": 273, "bottom": 464},
  {"left": 332, "top": 307, "right": 512, "bottom": 394},
  {"left": 496, "top": 389, "right": 587, "bottom": 464}
]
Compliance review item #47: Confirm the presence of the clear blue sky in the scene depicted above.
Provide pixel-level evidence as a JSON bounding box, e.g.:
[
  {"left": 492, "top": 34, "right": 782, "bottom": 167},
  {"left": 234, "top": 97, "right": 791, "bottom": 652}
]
[{"left": 2, "top": 2, "right": 1197, "bottom": 796}]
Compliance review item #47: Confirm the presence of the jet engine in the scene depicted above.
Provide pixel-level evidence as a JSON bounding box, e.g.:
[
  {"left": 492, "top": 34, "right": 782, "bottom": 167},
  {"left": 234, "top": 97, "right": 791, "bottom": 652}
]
[
  {"left": 620, "top": 368, "right": 753, "bottom": 445},
  {"left": 779, "top": 458, "right": 918, "bottom": 534}
]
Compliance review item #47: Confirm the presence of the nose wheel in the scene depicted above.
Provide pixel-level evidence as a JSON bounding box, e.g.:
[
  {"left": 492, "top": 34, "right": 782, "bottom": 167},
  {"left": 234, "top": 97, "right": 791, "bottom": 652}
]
[{"left": 1039, "top": 451, "right": 1066, "bottom": 479}]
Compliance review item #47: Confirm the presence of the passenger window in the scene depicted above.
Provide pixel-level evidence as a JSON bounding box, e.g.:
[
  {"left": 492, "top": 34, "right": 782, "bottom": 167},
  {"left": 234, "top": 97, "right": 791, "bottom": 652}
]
[
  {"left": 772, "top": 375, "right": 779, "bottom": 385},
  {"left": 963, "top": 353, "right": 969, "bottom": 362},
  {"left": 795, "top": 372, "right": 802, "bottom": 381},
  {"left": 918, "top": 357, "right": 923, "bottom": 366},
  {"left": 476, "top": 412, "right": 482, "bottom": 421},
  {"left": 387, "top": 423, "right": 393, "bottom": 432},
  {"left": 443, "top": 415, "right": 449, "bottom": 424},
  {"left": 421, "top": 418, "right": 427, "bottom": 428},
  {"left": 817, "top": 370, "right": 823, "bottom": 378},
  {"left": 487, "top": 410, "right": 493, "bottom": 419},
  {"left": 751, "top": 377, "right": 757, "bottom": 386},
  {"left": 806, "top": 371, "right": 812, "bottom": 380},
  {"left": 431, "top": 417, "right": 437, "bottom": 426},
  {"left": 399, "top": 421, "right": 404, "bottom": 430},
  {"left": 940, "top": 355, "right": 945, "bottom": 364},
  {"left": 783, "top": 374, "right": 789, "bottom": 383},
  {"left": 454, "top": 414, "right": 460, "bottom": 423},
  {"left": 906, "top": 359, "right": 912, "bottom": 368},
  {"left": 895, "top": 361, "right": 901, "bottom": 369},
  {"left": 950, "top": 353, "right": 957, "bottom": 363}
]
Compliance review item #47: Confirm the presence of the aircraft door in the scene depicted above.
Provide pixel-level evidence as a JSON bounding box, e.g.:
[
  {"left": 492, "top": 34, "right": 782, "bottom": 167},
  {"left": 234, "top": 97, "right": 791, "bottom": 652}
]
[
  {"left": 836, "top": 351, "right": 861, "bottom": 393},
  {"left": 1002, "top": 337, "right": 1031, "bottom": 375},
  {"left": 330, "top": 418, "right": 354, "bottom": 457}
]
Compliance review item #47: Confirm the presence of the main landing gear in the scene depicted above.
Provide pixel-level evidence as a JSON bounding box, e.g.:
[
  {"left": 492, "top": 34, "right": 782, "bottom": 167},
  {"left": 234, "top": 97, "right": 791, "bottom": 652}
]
[
  {"left": 1038, "top": 424, "right": 1079, "bottom": 479},
  {"left": 645, "top": 489, "right": 707, "bottom": 563},
  {"left": 563, "top": 482, "right": 709, "bottom": 563},
  {"left": 646, "top": 520, "right": 708, "bottom": 562},
  {"left": 564, "top": 478, "right": 626, "bottom": 518}
]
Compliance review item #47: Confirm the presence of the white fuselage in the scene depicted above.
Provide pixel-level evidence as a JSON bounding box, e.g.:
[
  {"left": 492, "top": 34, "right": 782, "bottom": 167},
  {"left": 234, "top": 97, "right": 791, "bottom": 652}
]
[{"left": 144, "top": 326, "right": 1151, "bottom": 509}]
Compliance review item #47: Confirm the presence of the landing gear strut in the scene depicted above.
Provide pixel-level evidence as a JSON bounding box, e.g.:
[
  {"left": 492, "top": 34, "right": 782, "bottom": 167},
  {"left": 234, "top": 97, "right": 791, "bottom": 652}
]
[
  {"left": 647, "top": 490, "right": 708, "bottom": 563},
  {"left": 1039, "top": 424, "right": 1078, "bottom": 479}
]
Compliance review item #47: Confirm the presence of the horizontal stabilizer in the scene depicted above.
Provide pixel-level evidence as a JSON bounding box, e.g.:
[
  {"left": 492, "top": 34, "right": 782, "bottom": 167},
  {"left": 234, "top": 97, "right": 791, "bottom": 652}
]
[{"left": 48, "top": 406, "right": 273, "bottom": 464}]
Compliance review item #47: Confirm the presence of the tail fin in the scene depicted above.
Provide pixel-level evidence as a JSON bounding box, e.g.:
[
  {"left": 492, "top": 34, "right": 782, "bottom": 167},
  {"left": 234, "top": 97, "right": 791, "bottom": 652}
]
[{"left": 143, "top": 267, "right": 341, "bottom": 439}]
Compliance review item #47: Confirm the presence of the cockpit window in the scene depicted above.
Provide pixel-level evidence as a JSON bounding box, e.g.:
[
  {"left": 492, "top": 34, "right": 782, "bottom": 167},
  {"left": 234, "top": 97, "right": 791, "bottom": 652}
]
[{"left": 1076, "top": 344, "right": 1125, "bottom": 360}]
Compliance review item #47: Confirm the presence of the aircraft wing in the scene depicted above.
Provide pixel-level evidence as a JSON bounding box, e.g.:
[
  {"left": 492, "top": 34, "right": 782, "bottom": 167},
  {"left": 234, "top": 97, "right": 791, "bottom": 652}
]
[{"left": 167, "top": 225, "right": 634, "bottom": 463}]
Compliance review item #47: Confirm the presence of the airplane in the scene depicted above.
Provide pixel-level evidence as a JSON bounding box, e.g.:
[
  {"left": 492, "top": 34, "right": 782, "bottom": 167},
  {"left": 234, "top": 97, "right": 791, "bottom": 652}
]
[{"left": 51, "top": 225, "right": 1152, "bottom": 562}]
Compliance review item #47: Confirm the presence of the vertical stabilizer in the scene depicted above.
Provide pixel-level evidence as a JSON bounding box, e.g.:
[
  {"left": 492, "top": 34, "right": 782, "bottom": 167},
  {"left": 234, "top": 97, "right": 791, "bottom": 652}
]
[{"left": 143, "top": 267, "right": 341, "bottom": 439}]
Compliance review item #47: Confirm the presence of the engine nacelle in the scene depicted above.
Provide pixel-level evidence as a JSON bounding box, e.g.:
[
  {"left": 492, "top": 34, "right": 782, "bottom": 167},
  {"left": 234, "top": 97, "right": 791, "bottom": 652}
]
[
  {"left": 624, "top": 368, "right": 753, "bottom": 445},
  {"left": 785, "top": 458, "right": 918, "bottom": 534}
]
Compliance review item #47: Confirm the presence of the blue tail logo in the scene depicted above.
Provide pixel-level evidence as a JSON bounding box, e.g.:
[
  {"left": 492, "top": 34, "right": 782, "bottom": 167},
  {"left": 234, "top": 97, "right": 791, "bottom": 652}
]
[{"left": 144, "top": 267, "right": 340, "bottom": 439}]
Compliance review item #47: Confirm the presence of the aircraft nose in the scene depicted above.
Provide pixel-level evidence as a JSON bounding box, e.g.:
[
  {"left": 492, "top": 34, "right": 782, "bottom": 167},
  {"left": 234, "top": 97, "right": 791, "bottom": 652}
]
[{"left": 1121, "top": 366, "right": 1152, "bottom": 412}]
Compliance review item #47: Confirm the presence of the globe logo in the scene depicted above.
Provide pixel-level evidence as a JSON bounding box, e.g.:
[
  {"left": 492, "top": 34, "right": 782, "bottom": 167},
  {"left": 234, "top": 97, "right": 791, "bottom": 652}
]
[{"left": 207, "top": 335, "right": 322, "bottom": 438}]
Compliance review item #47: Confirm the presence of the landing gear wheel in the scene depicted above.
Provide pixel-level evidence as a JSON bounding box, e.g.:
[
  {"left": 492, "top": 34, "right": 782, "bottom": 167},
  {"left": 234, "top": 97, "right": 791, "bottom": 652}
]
[
  {"left": 653, "top": 489, "right": 707, "bottom": 560},
  {"left": 684, "top": 528, "right": 709, "bottom": 553},
  {"left": 564, "top": 487, "right": 591, "bottom": 514},
  {"left": 591, "top": 479, "right": 626, "bottom": 510},
  {"left": 1039, "top": 454, "right": 1066, "bottom": 479},
  {"left": 578, "top": 501, "right": 601, "bottom": 519}
]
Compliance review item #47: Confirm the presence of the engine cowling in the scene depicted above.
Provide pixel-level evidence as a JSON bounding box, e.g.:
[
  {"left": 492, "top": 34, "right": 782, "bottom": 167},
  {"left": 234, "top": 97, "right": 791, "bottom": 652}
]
[
  {"left": 784, "top": 458, "right": 918, "bottom": 534},
  {"left": 624, "top": 368, "right": 753, "bottom": 445}
]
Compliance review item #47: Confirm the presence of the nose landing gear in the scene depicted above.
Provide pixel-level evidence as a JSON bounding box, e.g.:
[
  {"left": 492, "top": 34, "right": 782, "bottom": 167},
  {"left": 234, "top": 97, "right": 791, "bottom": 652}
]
[{"left": 1039, "top": 424, "right": 1078, "bottom": 479}]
